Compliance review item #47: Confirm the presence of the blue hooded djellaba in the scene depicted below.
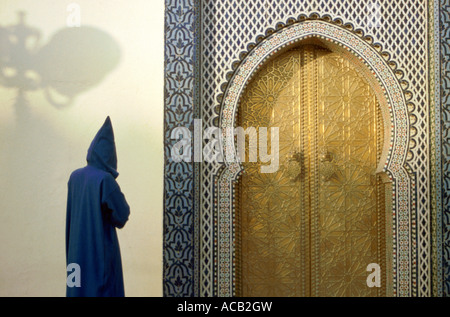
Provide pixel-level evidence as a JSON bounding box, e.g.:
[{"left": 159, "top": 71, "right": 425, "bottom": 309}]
[{"left": 66, "top": 117, "right": 130, "bottom": 297}]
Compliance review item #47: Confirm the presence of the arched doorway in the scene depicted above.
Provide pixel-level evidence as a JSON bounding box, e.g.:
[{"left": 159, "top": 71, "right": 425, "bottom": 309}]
[{"left": 235, "top": 45, "right": 387, "bottom": 297}]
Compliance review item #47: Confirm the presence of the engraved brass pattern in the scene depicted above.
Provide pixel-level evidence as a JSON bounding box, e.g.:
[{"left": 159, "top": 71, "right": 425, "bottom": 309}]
[{"left": 236, "top": 46, "right": 386, "bottom": 297}]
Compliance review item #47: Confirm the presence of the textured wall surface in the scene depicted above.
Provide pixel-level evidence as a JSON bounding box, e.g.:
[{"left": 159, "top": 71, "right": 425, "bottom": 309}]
[{"left": 0, "top": 0, "right": 164, "bottom": 296}]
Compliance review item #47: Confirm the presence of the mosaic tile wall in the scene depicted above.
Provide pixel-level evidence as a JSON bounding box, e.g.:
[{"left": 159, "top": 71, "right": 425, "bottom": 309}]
[
  {"left": 163, "top": 0, "right": 449, "bottom": 297},
  {"left": 163, "top": 0, "right": 196, "bottom": 297},
  {"left": 440, "top": 0, "right": 450, "bottom": 297}
]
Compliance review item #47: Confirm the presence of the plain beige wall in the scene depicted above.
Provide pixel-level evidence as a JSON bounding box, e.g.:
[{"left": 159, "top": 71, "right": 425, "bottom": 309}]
[{"left": 0, "top": 0, "right": 163, "bottom": 296}]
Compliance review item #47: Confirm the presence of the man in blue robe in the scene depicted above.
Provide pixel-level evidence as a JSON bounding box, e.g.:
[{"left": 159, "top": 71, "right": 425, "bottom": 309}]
[{"left": 66, "top": 116, "right": 130, "bottom": 297}]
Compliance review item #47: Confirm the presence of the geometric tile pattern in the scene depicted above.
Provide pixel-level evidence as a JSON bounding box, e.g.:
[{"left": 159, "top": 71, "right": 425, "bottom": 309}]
[
  {"left": 163, "top": 0, "right": 449, "bottom": 297},
  {"left": 216, "top": 18, "right": 411, "bottom": 297},
  {"left": 430, "top": 0, "right": 442, "bottom": 297},
  {"left": 440, "top": 0, "right": 450, "bottom": 297},
  {"left": 199, "top": 0, "right": 430, "bottom": 297},
  {"left": 163, "top": 0, "right": 196, "bottom": 297}
]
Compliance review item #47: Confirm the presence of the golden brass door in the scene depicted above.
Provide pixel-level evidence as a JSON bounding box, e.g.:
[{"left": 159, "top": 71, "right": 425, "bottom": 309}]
[{"left": 236, "top": 45, "right": 386, "bottom": 297}]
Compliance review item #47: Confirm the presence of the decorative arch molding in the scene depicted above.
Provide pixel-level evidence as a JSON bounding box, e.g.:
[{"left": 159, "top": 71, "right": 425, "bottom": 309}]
[{"left": 214, "top": 15, "right": 413, "bottom": 297}]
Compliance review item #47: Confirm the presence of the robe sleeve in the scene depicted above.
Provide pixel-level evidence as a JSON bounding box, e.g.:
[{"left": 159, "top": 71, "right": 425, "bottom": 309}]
[{"left": 101, "top": 175, "right": 130, "bottom": 229}]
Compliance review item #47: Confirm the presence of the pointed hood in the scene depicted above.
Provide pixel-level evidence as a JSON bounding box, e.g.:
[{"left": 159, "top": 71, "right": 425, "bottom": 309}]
[{"left": 86, "top": 116, "right": 119, "bottom": 178}]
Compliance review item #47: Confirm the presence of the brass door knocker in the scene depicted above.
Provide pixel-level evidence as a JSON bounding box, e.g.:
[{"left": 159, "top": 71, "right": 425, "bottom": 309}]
[
  {"left": 285, "top": 150, "right": 304, "bottom": 182},
  {"left": 319, "top": 147, "right": 336, "bottom": 182}
]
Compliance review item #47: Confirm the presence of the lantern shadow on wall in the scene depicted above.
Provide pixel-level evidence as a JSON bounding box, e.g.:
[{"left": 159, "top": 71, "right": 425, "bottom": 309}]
[{"left": 0, "top": 11, "right": 121, "bottom": 111}]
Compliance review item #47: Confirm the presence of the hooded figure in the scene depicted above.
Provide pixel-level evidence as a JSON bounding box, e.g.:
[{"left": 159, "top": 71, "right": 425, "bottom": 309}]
[{"left": 66, "top": 117, "right": 130, "bottom": 297}]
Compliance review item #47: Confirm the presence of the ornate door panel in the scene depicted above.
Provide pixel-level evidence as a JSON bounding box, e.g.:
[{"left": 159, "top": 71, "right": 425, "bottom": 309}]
[{"left": 236, "top": 45, "right": 386, "bottom": 297}]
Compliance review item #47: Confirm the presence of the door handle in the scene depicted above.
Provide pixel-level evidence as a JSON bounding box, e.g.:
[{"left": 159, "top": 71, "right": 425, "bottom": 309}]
[
  {"left": 285, "top": 150, "right": 304, "bottom": 181},
  {"left": 319, "top": 147, "right": 336, "bottom": 181}
]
